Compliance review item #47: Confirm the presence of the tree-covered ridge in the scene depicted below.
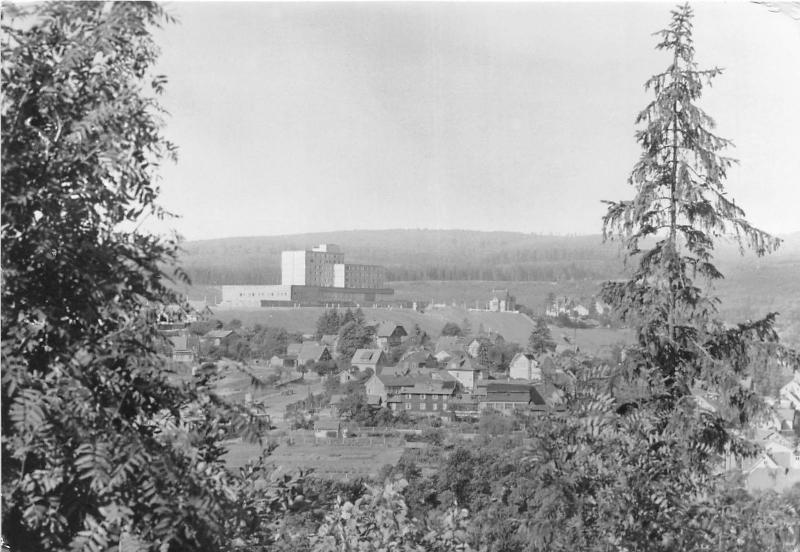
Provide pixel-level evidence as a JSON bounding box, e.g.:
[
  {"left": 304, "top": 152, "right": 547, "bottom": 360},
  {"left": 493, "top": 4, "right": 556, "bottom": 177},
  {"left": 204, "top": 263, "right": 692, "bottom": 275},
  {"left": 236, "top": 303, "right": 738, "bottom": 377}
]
[{"left": 178, "top": 229, "right": 800, "bottom": 286}]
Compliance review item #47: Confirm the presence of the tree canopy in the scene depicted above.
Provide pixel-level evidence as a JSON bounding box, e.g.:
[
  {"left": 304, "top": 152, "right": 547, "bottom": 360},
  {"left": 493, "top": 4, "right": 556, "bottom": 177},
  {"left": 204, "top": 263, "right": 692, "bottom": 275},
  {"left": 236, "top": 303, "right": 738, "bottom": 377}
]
[{"left": 1, "top": 3, "right": 268, "bottom": 550}]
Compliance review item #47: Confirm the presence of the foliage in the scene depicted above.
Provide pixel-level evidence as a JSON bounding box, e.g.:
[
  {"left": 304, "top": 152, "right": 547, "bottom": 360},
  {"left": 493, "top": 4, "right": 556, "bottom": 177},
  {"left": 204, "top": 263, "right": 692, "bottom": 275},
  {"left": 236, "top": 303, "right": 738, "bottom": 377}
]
[
  {"left": 311, "top": 479, "right": 481, "bottom": 552},
  {"left": 440, "top": 322, "right": 463, "bottom": 337},
  {"left": 336, "top": 321, "right": 373, "bottom": 361},
  {"left": 527, "top": 319, "right": 556, "bottom": 356},
  {"left": 311, "top": 359, "right": 337, "bottom": 378},
  {"left": 316, "top": 310, "right": 343, "bottom": 340},
  {"left": 188, "top": 319, "right": 224, "bottom": 336},
  {"left": 249, "top": 325, "right": 293, "bottom": 360},
  {"left": 0, "top": 3, "right": 275, "bottom": 550},
  {"left": 601, "top": 3, "right": 797, "bottom": 432}
]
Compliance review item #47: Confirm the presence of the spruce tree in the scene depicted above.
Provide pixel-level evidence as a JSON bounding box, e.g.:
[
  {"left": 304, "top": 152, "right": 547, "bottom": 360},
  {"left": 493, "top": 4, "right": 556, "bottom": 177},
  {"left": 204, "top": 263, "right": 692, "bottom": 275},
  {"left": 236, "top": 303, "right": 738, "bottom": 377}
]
[
  {"left": 528, "top": 318, "right": 556, "bottom": 356},
  {"left": 602, "top": 3, "right": 796, "bottom": 434}
]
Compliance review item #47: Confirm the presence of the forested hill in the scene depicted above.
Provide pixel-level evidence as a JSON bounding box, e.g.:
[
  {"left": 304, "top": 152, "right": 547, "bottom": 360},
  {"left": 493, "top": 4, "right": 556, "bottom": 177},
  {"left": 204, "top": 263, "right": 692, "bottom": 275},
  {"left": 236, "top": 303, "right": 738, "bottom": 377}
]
[
  {"left": 178, "top": 229, "right": 800, "bottom": 285},
  {"left": 178, "top": 230, "right": 625, "bottom": 284}
]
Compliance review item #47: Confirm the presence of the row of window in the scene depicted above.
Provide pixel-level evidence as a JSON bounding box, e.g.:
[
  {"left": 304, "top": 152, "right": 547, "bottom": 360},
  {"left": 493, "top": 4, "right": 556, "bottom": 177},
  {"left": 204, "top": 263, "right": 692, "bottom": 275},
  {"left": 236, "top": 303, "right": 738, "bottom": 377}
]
[
  {"left": 401, "top": 393, "right": 449, "bottom": 400},
  {"left": 390, "top": 402, "right": 447, "bottom": 411},
  {"left": 482, "top": 402, "right": 521, "bottom": 410}
]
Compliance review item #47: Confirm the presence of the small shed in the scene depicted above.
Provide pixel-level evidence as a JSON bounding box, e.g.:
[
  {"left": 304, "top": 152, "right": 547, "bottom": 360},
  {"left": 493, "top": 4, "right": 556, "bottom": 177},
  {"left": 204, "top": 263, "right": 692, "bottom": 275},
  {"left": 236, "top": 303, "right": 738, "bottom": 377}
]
[{"left": 314, "top": 419, "right": 344, "bottom": 438}]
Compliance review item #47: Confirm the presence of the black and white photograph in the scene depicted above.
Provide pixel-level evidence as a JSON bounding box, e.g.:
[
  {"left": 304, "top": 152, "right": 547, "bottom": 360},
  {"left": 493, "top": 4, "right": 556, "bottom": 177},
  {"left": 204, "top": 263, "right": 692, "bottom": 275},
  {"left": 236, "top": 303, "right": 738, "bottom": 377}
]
[{"left": 2, "top": 1, "right": 800, "bottom": 550}]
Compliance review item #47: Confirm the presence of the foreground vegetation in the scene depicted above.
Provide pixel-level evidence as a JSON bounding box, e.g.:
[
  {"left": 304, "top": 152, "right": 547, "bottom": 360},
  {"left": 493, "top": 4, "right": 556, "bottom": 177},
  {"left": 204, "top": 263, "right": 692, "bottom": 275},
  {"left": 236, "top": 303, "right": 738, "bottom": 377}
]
[{"left": 2, "top": 2, "right": 798, "bottom": 551}]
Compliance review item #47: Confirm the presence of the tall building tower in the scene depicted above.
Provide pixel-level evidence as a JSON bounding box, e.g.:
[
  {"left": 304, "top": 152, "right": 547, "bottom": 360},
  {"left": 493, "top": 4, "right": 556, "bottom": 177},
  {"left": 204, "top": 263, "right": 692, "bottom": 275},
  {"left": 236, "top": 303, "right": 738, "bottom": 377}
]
[{"left": 281, "top": 244, "right": 344, "bottom": 287}]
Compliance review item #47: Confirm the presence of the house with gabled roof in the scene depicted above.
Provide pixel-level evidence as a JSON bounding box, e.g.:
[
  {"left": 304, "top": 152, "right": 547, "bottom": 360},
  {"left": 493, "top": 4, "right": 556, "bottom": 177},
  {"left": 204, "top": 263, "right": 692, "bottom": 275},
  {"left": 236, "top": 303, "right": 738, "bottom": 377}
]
[
  {"left": 168, "top": 333, "right": 195, "bottom": 363},
  {"left": 398, "top": 350, "right": 437, "bottom": 371},
  {"left": 350, "top": 349, "right": 389, "bottom": 373},
  {"left": 203, "top": 329, "right": 239, "bottom": 348},
  {"left": 297, "top": 342, "right": 332, "bottom": 365},
  {"left": 509, "top": 352, "right": 542, "bottom": 382},
  {"left": 780, "top": 371, "right": 800, "bottom": 411},
  {"left": 376, "top": 322, "right": 407, "bottom": 350},
  {"left": 478, "top": 381, "right": 548, "bottom": 416},
  {"left": 365, "top": 371, "right": 457, "bottom": 415},
  {"left": 186, "top": 300, "right": 214, "bottom": 322},
  {"left": 446, "top": 354, "right": 485, "bottom": 392}
]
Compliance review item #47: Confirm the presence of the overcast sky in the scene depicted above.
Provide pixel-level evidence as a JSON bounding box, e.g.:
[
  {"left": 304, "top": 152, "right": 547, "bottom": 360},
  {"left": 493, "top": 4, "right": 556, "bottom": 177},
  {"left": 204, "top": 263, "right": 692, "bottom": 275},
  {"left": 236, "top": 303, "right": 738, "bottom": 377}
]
[{"left": 151, "top": 2, "right": 800, "bottom": 241}]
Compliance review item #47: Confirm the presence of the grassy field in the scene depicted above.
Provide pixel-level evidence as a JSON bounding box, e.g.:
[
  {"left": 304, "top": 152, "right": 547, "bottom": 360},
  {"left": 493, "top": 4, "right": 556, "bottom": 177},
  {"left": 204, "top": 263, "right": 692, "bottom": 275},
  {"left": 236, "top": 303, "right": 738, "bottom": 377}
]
[
  {"left": 224, "top": 438, "right": 405, "bottom": 480},
  {"left": 210, "top": 305, "right": 632, "bottom": 355}
]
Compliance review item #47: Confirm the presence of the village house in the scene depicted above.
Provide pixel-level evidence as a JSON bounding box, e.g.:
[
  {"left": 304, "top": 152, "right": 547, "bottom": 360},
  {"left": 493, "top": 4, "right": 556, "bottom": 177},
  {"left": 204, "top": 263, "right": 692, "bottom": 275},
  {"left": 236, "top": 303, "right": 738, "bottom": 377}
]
[
  {"left": 281, "top": 342, "right": 303, "bottom": 368},
  {"left": 780, "top": 371, "right": 800, "bottom": 411},
  {"left": 434, "top": 350, "right": 454, "bottom": 365},
  {"left": 365, "top": 371, "right": 458, "bottom": 415},
  {"left": 168, "top": 333, "right": 195, "bottom": 363},
  {"left": 186, "top": 300, "right": 214, "bottom": 322},
  {"left": 508, "top": 352, "right": 542, "bottom": 382},
  {"left": 478, "top": 381, "right": 548, "bottom": 415},
  {"left": 203, "top": 329, "right": 239, "bottom": 348},
  {"left": 375, "top": 322, "right": 408, "bottom": 350},
  {"left": 571, "top": 304, "right": 590, "bottom": 318},
  {"left": 350, "top": 348, "right": 389, "bottom": 374},
  {"left": 296, "top": 342, "right": 332, "bottom": 366},
  {"left": 313, "top": 419, "right": 345, "bottom": 439},
  {"left": 445, "top": 354, "right": 485, "bottom": 392},
  {"left": 397, "top": 350, "right": 438, "bottom": 370},
  {"left": 488, "top": 289, "right": 515, "bottom": 312}
]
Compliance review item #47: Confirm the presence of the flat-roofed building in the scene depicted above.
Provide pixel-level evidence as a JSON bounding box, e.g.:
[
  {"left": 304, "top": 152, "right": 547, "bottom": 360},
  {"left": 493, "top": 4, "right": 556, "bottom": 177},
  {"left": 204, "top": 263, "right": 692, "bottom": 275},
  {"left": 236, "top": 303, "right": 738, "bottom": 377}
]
[{"left": 221, "top": 285, "right": 292, "bottom": 307}]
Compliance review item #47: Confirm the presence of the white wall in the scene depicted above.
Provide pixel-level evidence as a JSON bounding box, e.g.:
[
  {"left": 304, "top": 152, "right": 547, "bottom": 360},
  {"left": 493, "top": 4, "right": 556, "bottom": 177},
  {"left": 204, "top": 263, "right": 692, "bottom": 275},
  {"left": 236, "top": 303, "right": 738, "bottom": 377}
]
[{"left": 281, "top": 250, "right": 306, "bottom": 286}]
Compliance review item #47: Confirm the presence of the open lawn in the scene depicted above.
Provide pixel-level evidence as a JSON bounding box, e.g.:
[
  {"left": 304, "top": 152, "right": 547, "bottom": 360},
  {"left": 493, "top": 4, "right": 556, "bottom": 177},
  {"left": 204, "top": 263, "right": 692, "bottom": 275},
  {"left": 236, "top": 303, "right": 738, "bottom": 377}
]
[
  {"left": 211, "top": 305, "right": 632, "bottom": 355},
  {"left": 224, "top": 438, "right": 405, "bottom": 480}
]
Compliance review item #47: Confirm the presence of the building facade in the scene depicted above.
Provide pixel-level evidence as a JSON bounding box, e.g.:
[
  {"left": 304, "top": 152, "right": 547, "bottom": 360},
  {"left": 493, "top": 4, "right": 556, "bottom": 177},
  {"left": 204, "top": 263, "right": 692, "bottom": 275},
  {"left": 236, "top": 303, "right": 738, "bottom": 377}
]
[{"left": 220, "top": 244, "right": 392, "bottom": 307}]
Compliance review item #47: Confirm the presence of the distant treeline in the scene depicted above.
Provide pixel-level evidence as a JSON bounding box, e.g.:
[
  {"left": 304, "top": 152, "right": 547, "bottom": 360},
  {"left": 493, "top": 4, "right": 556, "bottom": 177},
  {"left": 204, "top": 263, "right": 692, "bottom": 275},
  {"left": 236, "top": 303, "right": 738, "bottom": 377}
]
[{"left": 178, "top": 229, "right": 627, "bottom": 285}]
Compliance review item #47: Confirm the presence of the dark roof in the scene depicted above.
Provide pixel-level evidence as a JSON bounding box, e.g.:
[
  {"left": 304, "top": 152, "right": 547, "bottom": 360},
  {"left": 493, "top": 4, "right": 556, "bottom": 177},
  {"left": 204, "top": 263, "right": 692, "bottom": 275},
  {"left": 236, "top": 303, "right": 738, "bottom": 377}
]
[
  {"left": 446, "top": 355, "right": 481, "bottom": 372},
  {"left": 377, "top": 372, "right": 457, "bottom": 388},
  {"left": 401, "top": 350, "right": 435, "bottom": 364},
  {"left": 481, "top": 382, "right": 548, "bottom": 406},
  {"left": 351, "top": 349, "right": 385, "bottom": 365},
  {"left": 298, "top": 343, "right": 330, "bottom": 363},
  {"left": 204, "top": 329, "right": 235, "bottom": 340},
  {"left": 377, "top": 322, "right": 407, "bottom": 338}
]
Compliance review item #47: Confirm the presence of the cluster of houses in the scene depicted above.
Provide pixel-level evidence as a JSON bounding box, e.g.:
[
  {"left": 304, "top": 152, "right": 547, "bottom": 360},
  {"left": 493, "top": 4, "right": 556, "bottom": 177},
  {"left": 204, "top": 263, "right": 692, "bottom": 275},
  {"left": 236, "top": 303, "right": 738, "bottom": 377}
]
[
  {"left": 327, "top": 330, "right": 574, "bottom": 420},
  {"left": 156, "top": 301, "right": 216, "bottom": 363},
  {"left": 738, "top": 373, "right": 800, "bottom": 491},
  {"left": 544, "top": 296, "right": 609, "bottom": 320},
  {"left": 688, "top": 371, "right": 800, "bottom": 492}
]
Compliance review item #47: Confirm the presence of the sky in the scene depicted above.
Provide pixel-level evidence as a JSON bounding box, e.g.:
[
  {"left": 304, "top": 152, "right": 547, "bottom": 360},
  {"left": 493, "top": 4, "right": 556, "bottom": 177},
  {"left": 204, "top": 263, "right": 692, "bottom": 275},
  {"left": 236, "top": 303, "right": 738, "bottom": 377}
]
[{"left": 150, "top": 2, "right": 800, "bottom": 241}]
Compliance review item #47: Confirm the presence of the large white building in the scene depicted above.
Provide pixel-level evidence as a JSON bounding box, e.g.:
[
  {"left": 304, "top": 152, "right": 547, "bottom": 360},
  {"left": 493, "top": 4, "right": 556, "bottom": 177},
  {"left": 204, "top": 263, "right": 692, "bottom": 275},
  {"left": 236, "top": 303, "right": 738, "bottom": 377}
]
[
  {"left": 220, "top": 244, "right": 391, "bottom": 307},
  {"left": 281, "top": 244, "right": 385, "bottom": 289}
]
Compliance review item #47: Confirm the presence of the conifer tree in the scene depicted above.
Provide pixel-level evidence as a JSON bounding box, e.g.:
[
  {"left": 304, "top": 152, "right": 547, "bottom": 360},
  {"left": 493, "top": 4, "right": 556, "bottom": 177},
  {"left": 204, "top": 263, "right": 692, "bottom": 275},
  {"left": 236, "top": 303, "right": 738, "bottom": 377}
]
[
  {"left": 528, "top": 318, "right": 556, "bottom": 356},
  {"left": 602, "top": 3, "right": 795, "bottom": 434}
]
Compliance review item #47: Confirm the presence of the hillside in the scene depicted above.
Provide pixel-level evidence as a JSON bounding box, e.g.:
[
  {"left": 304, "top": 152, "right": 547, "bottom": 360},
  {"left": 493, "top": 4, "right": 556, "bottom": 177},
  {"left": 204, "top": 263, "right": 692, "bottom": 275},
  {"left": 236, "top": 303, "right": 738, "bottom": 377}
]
[
  {"left": 178, "top": 229, "right": 800, "bottom": 347},
  {"left": 178, "top": 229, "right": 626, "bottom": 284},
  {"left": 211, "top": 306, "right": 633, "bottom": 356},
  {"left": 179, "top": 229, "right": 800, "bottom": 286}
]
